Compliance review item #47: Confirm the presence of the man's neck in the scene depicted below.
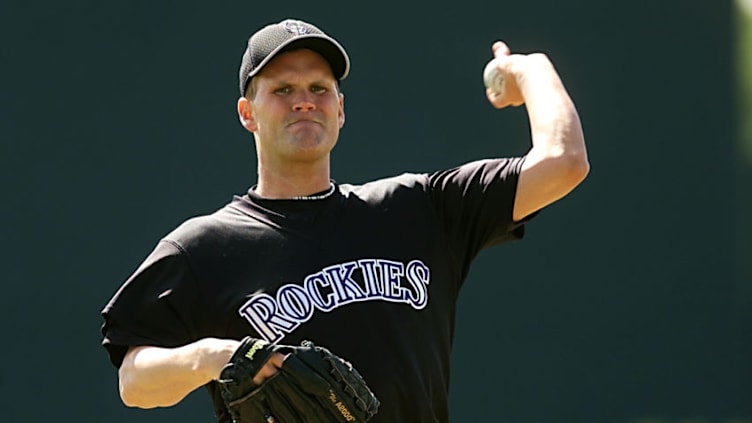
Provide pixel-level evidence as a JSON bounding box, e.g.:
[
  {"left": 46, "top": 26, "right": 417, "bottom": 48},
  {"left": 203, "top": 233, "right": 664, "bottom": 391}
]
[{"left": 254, "top": 171, "right": 332, "bottom": 200}]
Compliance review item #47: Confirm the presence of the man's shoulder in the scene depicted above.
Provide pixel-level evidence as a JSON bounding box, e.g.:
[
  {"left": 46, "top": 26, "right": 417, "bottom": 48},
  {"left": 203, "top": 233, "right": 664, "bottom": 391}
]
[
  {"left": 339, "top": 172, "right": 429, "bottom": 198},
  {"left": 338, "top": 158, "right": 522, "bottom": 196},
  {"left": 161, "top": 202, "right": 248, "bottom": 247}
]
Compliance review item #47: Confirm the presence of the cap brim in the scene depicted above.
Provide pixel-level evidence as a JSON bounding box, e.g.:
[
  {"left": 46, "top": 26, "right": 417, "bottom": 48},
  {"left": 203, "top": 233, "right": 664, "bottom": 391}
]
[{"left": 246, "top": 35, "right": 350, "bottom": 81}]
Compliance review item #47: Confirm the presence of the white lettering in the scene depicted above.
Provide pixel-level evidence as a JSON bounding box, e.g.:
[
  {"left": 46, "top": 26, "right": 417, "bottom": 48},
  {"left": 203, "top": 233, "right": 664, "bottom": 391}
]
[
  {"left": 379, "top": 260, "right": 404, "bottom": 300},
  {"left": 238, "top": 294, "right": 298, "bottom": 344},
  {"left": 358, "top": 259, "right": 383, "bottom": 295},
  {"left": 277, "top": 284, "right": 314, "bottom": 320},
  {"left": 238, "top": 259, "right": 432, "bottom": 342},
  {"left": 323, "top": 262, "right": 368, "bottom": 302},
  {"left": 305, "top": 272, "right": 336, "bottom": 311},
  {"left": 405, "top": 260, "right": 430, "bottom": 309}
]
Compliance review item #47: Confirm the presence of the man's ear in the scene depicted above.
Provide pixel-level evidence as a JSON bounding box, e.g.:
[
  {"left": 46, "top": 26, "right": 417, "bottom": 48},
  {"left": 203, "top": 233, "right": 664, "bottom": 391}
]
[
  {"left": 238, "top": 97, "right": 257, "bottom": 132},
  {"left": 338, "top": 92, "right": 345, "bottom": 128}
]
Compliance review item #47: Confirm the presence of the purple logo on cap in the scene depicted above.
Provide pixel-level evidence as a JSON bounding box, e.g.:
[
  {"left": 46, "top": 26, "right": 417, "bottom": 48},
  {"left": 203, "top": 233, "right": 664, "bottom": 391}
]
[{"left": 284, "top": 21, "right": 313, "bottom": 36}]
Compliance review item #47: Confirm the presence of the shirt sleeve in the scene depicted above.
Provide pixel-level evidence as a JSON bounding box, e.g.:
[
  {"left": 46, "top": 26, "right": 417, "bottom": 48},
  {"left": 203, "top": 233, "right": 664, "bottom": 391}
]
[
  {"left": 427, "top": 157, "right": 535, "bottom": 258},
  {"left": 100, "top": 239, "right": 202, "bottom": 368}
]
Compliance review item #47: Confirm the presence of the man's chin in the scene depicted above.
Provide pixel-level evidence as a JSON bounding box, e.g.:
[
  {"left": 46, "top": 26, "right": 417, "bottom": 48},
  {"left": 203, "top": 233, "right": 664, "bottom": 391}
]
[{"left": 288, "top": 120, "right": 321, "bottom": 129}]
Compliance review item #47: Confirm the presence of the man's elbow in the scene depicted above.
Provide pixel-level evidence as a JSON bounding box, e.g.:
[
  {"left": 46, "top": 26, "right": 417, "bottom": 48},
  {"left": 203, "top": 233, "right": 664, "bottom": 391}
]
[
  {"left": 118, "top": 367, "right": 179, "bottom": 409},
  {"left": 119, "top": 378, "right": 144, "bottom": 408},
  {"left": 119, "top": 374, "right": 153, "bottom": 408},
  {"left": 569, "top": 152, "right": 590, "bottom": 185},
  {"left": 120, "top": 387, "right": 151, "bottom": 409},
  {"left": 558, "top": 147, "right": 589, "bottom": 188},
  {"left": 120, "top": 383, "right": 182, "bottom": 409}
]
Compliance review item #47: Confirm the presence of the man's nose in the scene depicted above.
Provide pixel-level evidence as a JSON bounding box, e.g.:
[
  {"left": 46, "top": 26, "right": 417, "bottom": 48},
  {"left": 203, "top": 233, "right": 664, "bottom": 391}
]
[{"left": 292, "top": 92, "right": 316, "bottom": 112}]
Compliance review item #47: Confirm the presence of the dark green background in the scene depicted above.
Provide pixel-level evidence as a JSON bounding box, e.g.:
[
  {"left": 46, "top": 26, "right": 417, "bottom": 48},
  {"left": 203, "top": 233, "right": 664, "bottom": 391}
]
[{"left": 1, "top": 1, "right": 748, "bottom": 422}]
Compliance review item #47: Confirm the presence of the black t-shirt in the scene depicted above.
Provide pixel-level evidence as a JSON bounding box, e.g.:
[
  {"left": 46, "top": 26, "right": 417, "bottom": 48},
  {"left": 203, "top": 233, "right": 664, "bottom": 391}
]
[{"left": 101, "top": 157, "right": 533, "bottom": 423}]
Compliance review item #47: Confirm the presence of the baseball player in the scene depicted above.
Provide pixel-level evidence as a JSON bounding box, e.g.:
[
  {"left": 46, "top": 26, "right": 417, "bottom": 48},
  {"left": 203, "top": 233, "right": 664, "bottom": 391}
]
[{"left": 100, "top": 18, "right": 589, "bottom": 423}]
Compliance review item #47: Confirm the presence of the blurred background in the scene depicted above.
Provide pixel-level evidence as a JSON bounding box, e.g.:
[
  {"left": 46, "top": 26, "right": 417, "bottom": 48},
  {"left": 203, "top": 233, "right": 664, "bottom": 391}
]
[{"left": 0, "top": 0, "right": 748, "bottom": 422}]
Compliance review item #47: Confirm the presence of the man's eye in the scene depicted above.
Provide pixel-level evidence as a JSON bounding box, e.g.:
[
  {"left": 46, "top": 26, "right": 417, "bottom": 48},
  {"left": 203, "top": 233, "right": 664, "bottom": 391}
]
[
  {"left": 275, "top": 87, "right": 292, "bottom": 95},
  {"left": 311, "top": 86, "right": 326, "bottom": 93}
]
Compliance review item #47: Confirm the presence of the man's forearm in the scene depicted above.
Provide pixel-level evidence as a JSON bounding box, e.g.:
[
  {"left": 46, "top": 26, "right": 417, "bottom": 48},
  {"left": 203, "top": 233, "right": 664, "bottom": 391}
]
[
  {"left": 495, "top": 48, "right": 589, "bottom": 221},
  {"left": 118, "top": 338, "right": 239, "bottom": 408},
  {"left": 520, "top": 55, "right": 586, "bottom": 163}
]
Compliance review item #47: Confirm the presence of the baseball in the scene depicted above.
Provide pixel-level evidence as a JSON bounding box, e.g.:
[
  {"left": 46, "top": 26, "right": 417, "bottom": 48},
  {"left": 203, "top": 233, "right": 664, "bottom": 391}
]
[{"left": 483, "top": 59, "right": 506, "bottom": 95}]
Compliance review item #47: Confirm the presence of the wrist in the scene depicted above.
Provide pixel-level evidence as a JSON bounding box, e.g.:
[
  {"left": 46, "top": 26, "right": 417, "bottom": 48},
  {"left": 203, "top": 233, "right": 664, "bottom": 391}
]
[{"left": 196, "top": 338, "right": 241, "bottom": 381}]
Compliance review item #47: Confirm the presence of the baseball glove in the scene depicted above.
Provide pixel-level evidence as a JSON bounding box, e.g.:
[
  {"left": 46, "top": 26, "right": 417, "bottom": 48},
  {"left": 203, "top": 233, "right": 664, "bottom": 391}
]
[{"left": 218, "top": 336, "right": 380, "bottom": 423}]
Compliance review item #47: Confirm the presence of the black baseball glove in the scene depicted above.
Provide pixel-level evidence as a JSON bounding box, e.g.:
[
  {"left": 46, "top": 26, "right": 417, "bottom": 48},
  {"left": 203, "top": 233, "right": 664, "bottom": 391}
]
[{"left": 218, "top": 336, "right": 380, "bottom": 423}]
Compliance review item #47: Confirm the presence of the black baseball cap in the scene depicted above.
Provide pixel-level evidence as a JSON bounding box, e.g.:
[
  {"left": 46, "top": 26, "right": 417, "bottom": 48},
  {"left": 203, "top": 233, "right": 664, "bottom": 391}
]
[{"left": 238, "top": 19, "right": 351, "bottom": 96}]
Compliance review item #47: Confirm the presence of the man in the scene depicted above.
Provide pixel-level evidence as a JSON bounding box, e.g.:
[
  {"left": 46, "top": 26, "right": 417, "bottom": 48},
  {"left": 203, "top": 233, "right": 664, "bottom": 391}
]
[{"left": 101, "top": 18, "right": 589, "bottom": 422}]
